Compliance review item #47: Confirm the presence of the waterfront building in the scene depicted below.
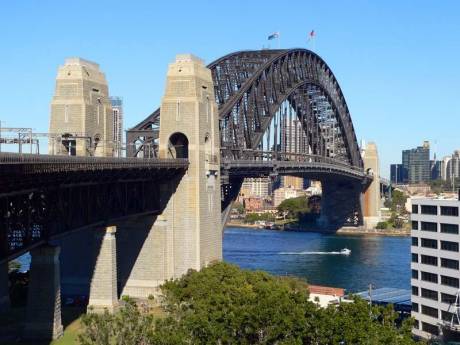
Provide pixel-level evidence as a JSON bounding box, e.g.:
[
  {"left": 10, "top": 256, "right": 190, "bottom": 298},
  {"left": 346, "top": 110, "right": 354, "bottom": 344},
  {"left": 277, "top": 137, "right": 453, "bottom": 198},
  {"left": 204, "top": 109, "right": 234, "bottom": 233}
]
[
  {"left": 110, "top": 97, "right": 123, "bottom": 157},
  {"left": 411, "top": 195, "right": 460, "bottom": 339},
  {"left": 281, "top": 175, "right": 304, "bottom": 190},
  {"left": 391, "top": 163, "right": 404, "bottom": 184},
  {"left": 308, "top": 285, "right": 345, "bottom": 308},
  {"left": 240, "top": 177, "right": 272, "bottom": 198},
  {"left": 49, "top": 57, "right": 113, "bottom": 157},
  {"left": 243, "top": 197, "right": 265, "bottom": 212},
  {"left": 273, "top": 187, "right": 305, "bottom": 207}
]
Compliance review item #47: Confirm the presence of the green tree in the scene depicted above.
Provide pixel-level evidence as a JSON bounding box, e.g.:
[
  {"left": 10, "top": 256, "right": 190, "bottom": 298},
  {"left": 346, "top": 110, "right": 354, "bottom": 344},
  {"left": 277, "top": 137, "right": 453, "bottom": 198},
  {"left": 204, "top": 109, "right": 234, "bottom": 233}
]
[
  {"left": 80, "top": 263, "right": 422, "bottom": 345},
  {"left": 244, "top": 212, "right": 275, "bottom": 223},
  {"left": 233, "top": 201, "right": 245, "bottom": 214},
  {"left": 8, "top": 260, "right": 21, "bottom": 273},
  {"left": 277, "top": 196, "right": 310, "bottom": 219},
  {"left": 391, "top": 189, "right": 407, "bottom": 214}
]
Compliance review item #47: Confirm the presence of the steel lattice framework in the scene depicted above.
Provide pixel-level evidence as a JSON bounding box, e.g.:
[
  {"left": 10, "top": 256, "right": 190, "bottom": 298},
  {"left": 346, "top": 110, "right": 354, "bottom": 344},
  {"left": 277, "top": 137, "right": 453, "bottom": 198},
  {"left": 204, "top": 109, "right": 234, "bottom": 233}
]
[
  {"left": 0, "top": 153, "right": 188, "bottom": 262},
  {"left": 127, "top": 49, "right": 363, "bottom": 170}
]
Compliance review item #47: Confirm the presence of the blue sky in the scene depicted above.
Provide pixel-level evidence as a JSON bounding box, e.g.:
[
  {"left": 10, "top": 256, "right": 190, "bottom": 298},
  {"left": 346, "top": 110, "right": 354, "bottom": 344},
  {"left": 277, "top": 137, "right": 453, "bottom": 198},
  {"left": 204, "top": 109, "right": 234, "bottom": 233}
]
[{"left": 1, "top": 0, "right": 459, "bottom": 177}]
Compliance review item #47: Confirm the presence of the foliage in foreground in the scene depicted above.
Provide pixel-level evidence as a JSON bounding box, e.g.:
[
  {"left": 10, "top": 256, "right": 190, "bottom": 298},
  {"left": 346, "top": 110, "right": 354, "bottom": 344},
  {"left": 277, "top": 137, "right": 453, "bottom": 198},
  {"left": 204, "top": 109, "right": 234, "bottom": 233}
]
[{"left": 79, "top": 262, "right": 421, "bottom": 345}]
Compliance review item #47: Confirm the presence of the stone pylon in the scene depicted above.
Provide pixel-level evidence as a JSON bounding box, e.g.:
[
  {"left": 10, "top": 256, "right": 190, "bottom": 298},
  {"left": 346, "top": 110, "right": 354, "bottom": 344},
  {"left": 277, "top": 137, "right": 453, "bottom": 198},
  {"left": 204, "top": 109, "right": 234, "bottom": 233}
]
[
  {"left": 49, "top": 58, "right": 113, "bottom": 157},
  {"left": 158, "top": 54, "right": 222, "bottom": 277},
  {"left": 23, "top": 245, "right": 63, "bottom": 341},
  {"left": 362, "top": 142, "right": 381, "bottom": 228},
  {"left": 87, "top": 226, "right": 118, "bottom": 313}
]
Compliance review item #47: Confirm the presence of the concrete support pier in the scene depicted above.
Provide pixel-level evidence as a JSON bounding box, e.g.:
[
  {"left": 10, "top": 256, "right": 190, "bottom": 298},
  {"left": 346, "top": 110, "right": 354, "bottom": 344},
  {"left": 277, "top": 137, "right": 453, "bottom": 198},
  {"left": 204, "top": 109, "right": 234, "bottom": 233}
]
[
  {"left": 0, "top": 261, "right": 10, "bottom": 313},
  {"left": 23, "top": 245, "right": 63, "bottom": 340},
  {"left": 88, "top": 226, "right": 118, "bottom": 313}
]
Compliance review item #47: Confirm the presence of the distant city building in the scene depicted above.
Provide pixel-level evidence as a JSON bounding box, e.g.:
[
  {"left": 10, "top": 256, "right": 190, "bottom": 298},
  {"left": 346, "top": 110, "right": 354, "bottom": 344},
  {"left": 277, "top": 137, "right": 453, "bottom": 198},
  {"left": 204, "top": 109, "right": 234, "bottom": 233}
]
[
  {"left": 240, "top": 177, "right": 272, "bottom": 199},
  {"left": 411, "top": 196, "right": 460, "bottom": 339},
  {"left": 281, "top": 175, "right": 304, "bottom": 190},
  {"left": 439, "top": 151, "right": 460, "bottom": 181},
  {"left": 243, "top": 197, "right": 265, "bottom": 212},
  {"left": 49, "top": 57, "right": 113, "bottom": 157},
  {"left": 391, "top": 164, "right": 404, "bottom": 184},
  {"left": 110, "top": 97, "right": 123, "bottom": 157},
  {"left": 401, "top": 141, "right": 431, "bottom": 184},
  {"left": 281, "top": 116, "right": 306, "bottom": 155},
  {"left": 430, "top": 160, "right": 441, "bottom": 180},
  {"left": 273, "top": 187, "right": 305, "bottom": 207},
  {"left": 441, "top": 156, "right": 452, "bottom": 181}
]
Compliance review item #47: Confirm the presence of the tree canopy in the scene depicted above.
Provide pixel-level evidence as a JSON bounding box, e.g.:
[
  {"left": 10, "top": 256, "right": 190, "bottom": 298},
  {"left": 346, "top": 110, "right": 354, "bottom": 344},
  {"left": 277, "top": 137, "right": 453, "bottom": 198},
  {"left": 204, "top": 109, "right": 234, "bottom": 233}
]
[
  {"left": 80, "top": 262, "right": 421, "bottom": 345},
  {"left": 277, "top": 196, "right": 310, "bottom": 219}
]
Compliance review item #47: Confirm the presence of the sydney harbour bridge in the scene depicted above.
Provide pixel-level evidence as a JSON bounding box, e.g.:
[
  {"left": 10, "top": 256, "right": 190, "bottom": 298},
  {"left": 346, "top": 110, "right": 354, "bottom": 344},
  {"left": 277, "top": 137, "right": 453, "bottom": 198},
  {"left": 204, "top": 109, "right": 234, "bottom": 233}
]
[{"left": 0, "top": 49, "right": 378, "bottom": 340}]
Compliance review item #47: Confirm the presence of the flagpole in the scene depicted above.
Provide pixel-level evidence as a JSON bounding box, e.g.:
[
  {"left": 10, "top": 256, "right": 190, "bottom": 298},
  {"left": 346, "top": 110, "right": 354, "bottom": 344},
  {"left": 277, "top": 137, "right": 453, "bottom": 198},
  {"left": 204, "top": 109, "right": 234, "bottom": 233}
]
[{"left": 278, "top": 31, "right": 281, "bottom": 49}]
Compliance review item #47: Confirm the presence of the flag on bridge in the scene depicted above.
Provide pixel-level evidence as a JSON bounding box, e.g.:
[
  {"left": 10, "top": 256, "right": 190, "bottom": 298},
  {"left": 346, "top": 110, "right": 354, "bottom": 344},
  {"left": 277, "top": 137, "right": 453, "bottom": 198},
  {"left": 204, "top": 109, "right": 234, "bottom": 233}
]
[
  {"left": 307, "top": 30, "right": 315, "bottom": 41},
  {"left": 268, "top": 32, "right": 280, "bottom": 40}
]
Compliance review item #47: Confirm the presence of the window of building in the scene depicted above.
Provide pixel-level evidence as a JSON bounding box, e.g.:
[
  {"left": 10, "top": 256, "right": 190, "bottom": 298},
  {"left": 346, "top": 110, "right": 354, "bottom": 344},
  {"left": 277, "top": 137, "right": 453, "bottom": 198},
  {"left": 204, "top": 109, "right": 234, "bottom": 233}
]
[
  {"left": 421, "top": 238, "right": 437, "bottom": 249},
  {"left": 412, "top": 269, "right": 418, "bottom": 279},
  {"left": 421, "top": 305, "right": 439, "bottom": 318},
  {"left": 421, "top": 205, "right": 437, "bottom": 215},
  {"left": 441, "top": 240, "right": 459, "bottom": 252},
  {"left": 441, "top": 258, "right": 459, "bottom": 270},
  {"left": 421, "top": 255, "right": 438, "bottom": 266},
  {"left": 441, "top": 293, "right": 456, "bottom": 304},
  {"left": 441, "top": 206, "right": 459, "bottom": 217},
  {"left": 422, "top": 321, "right": 439, "bottom": 335},
  {"left": 412, "top": 237, "right": 418, "bottom": 246},
  {"left": 412, "top": 205, "right": 419, "bottom": 214},
  {"left": 412, "top": 253, "right": 418, "bottom": 263},
  {"left": 421, "top": 222, "right": 437, "bottom": 232},
  {"left": 414, "top": 320, "right": 420, "bottom": 329},
  {"left": 412, "top": 285, "right": 419, "bottom": 296},
  {"left": 441, "top": 275, "right": 459, "bottom": 288},
  {"left": 412, "top": 221, "right": 419, "bottom": 230},
  {"left": 421, "top": 271, "right": 438, "bottom": 284},
  {"left": 412, "top": 302, "right": 419, "bottom": 313},
  {"left": 442, "top": 311, "right": 459, "bottom": 324},
  {"left": 421, "top": 288, "right": 438, "bottom": 301},
  {"left": 441, "top": 223, "right": 459, "bottom": 234}
]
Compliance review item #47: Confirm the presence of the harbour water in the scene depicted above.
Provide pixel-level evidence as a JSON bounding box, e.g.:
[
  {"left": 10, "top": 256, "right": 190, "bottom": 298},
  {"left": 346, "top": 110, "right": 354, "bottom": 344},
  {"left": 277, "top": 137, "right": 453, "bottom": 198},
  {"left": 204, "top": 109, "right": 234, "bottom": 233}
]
[
  {"left": 15, "top": 227, "right": 410, "bottom": 293},
  {"left": 223, "top": 227, "right": 411, "bottom": 292}
]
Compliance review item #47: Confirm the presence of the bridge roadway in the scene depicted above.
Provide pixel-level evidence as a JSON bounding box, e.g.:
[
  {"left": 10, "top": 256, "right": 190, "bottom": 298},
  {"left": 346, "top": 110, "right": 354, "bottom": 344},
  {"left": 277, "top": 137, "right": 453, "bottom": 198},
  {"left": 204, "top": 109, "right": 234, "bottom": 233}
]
[{"left": 0, "top": 152, "right": 189, "bottom": 262}]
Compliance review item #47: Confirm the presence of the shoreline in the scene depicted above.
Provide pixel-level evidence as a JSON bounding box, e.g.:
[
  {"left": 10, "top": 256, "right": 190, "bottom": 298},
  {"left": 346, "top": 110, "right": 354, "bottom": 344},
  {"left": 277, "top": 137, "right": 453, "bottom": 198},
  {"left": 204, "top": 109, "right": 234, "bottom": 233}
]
[{"left": 225, "top": 222, "right": 410, "bottom": 237}]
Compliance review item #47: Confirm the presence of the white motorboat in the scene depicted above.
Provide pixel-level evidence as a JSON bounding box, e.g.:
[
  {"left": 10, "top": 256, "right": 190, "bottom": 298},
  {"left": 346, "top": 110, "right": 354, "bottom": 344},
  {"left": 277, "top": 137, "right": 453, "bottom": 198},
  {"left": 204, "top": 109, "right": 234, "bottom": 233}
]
[{"left": 340, "top": 248, "right": 351, "bottom": 255}]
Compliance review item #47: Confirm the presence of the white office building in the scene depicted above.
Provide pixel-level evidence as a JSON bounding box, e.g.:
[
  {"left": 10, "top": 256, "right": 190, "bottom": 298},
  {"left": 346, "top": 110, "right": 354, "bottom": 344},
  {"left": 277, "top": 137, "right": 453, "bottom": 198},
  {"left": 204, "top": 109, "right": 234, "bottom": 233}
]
[{"left": 411, "top": 195, "right": 460, "bottom": 340}]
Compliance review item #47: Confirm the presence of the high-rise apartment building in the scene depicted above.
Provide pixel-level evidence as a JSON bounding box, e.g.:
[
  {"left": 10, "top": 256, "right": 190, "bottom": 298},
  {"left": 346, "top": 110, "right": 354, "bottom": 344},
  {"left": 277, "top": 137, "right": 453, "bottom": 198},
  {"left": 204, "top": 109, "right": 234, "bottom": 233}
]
[
  {"left": 401, "top": 141, "right": 431, "bottom": 184},
  {"left": 281, "top": 175, "right": 305, "bottom": 190},
  {"left": 110, "top": 97, "right": 123, "bottom": 157},
  {"left": 281, "top": 115, "right": 307, "bottom": 155},
  {"left": 49, "top": 58, "right": 113, "bottom": 157},
  {"left": 411, "top": 196, "right": 460, "bottom": 340},
  {"left": 431, "top": 160, "right": 441, "bottom": 181},
  {"left": 391, "top": 164, "right": 404, "bottom": 184},
  {"left": 240, "top": 177, "right": 272, "bottom": 198},
  {"left": 441, "top": 156, "right": 452, "bottom": 181}
]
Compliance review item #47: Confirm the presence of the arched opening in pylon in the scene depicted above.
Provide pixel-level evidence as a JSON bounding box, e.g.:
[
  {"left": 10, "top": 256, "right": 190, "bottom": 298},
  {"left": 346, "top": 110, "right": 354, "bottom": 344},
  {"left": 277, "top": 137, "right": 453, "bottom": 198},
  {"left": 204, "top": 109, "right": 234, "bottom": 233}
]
[{"left": 168, "top": 132, "right": 189, "bottom": 159}]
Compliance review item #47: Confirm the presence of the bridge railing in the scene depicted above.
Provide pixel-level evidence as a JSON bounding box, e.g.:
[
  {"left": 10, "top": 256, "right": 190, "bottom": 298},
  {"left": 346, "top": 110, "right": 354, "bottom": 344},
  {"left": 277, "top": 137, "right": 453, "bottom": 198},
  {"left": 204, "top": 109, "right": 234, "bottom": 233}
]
[
  {"left": 0, "top": 152, "right": 189, "bottom": 174},
  {"left": 220, "top": 148, "right": 364, "bottom": 172}
]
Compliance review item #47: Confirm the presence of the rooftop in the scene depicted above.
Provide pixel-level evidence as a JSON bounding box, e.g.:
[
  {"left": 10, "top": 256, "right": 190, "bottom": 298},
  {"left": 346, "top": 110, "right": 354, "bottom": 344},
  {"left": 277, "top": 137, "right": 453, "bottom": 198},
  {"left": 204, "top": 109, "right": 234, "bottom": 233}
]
[
  {"left": 351, "top": 287, "right": 411, "bottom": 312},
  {"left": 309, "top": 285, "right": 345, "bottom": 297}
]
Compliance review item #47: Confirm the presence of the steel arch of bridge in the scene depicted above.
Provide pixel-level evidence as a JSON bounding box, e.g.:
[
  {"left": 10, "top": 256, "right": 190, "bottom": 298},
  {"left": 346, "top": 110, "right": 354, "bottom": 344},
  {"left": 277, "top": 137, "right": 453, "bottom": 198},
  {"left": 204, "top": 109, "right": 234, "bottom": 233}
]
[{"left": 127, "top": 48, "right": 363, "bottom": 170}]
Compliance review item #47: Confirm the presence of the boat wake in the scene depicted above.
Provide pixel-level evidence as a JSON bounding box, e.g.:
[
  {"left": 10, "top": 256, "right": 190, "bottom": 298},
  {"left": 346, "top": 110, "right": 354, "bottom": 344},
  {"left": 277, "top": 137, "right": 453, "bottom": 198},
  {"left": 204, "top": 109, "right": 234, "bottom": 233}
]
[{"left": 279, "top": 248, "right": 351, "bottom": 255}]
